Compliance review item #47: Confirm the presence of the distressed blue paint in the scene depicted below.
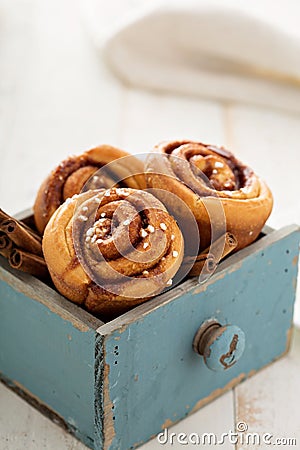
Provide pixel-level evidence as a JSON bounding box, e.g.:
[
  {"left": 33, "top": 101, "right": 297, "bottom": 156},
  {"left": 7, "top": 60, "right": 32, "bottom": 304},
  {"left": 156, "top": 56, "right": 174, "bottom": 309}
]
[
  {"left": 0, "top": 280, "right": 95, "bottom": 448},
  {"left": 204, "top": 325, "right": 246, "bottom": 371},
  {"left": 1, "top": 226, "right": 299, "bottom": 450},
  {"left": 103, "top": 228, "right": 299, "bottom": 450}
]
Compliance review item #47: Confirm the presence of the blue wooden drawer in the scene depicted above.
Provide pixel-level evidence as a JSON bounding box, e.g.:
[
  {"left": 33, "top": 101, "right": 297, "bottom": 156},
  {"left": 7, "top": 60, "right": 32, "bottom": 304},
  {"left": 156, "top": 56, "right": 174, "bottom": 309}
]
[{"left": 0, "top": 223, "right": 299, "bottom": 449}]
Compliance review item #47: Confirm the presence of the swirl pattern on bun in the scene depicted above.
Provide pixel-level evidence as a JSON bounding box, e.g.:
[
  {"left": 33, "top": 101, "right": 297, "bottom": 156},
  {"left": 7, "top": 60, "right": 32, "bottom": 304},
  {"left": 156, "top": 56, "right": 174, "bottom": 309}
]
[
  {"left": 146, "top": 140, "right": 273, "bottom": 254},
  {"left": 42, "top": 188, "right": 184, "bottom": 317},
  {"left": 34, "top": 145, "right": 146, "bottom": 234}
]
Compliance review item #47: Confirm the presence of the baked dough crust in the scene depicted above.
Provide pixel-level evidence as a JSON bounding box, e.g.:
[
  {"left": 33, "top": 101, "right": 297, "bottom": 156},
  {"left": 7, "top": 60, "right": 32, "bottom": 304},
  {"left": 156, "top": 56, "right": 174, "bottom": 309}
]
[
  {"left": 34, "top": 145, "right": 146, "bottom": 233},
  {"left": 146, "top": 140, "right": 273, "bottom": 254},
  {"left": 43, "top": 188, "right": 184, "bottom": 317}
]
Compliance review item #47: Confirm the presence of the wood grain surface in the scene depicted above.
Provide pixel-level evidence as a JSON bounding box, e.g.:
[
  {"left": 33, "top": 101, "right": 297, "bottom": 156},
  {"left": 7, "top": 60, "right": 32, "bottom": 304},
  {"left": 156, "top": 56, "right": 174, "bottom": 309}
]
[{"left": 0, "top": 0, "right": 299, "bottom": 449}]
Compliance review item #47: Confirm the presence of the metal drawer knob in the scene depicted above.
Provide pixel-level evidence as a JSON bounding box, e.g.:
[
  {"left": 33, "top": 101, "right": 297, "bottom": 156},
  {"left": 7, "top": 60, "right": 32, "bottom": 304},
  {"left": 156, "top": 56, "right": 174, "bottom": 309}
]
[{"left": 193, "top": 320, "right": 245, "bottom": 371}]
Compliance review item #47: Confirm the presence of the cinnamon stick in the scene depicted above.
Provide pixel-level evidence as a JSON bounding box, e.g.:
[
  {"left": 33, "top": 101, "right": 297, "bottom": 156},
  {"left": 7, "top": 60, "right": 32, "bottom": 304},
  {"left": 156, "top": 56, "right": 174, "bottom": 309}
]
[
  {"left": 186, "top": 232, "right": 237, "bottom": 278},
  {"left": 0, "top": 208, "right": 13, "bottom": 224},
  {"left": 201, "top": 232, "right": 238, "bottom": 262},
  {"left": 188, "top": 252, "right": 217, "bottom": 277},
  {"left": 9, "top": 249, "right": 48, "bottom": 280},
  {"left": 0, "top": 219, "right": 42, "bottom": 256},
  {"left": 19, "top": 214, "right": 37, "bottom": 230},
  {"left": 0, "top": 232, "right": 14, "bottom": 258},
  {"left": 0, "top": 208, "right": 41, "bottom": 236}
]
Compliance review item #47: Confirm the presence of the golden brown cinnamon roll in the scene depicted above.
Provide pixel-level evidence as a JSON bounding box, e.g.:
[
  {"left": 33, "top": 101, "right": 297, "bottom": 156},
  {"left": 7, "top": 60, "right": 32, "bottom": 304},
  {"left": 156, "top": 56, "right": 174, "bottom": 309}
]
[
  {"left": 43, "top": 188, "right": 184, "bottom": 317},
  {"left": 34, "top": 145, "right": 146, "bottom": 234},
  {"left": 146, "top": 140, "right": 273, "bottom": 255}
]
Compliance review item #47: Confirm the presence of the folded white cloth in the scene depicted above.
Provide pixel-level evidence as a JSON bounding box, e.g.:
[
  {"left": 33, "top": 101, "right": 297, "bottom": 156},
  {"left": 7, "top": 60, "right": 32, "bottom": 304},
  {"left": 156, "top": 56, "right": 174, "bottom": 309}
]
[{"left": 82, "top": 0, "right": 300, "bottom": 112}]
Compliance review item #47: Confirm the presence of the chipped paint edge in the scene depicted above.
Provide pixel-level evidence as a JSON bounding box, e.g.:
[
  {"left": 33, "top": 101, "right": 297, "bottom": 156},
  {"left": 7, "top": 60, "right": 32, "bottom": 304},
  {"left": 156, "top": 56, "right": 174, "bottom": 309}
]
[{"left": 103, "top": 362, "right": 116, "bottom": 450}]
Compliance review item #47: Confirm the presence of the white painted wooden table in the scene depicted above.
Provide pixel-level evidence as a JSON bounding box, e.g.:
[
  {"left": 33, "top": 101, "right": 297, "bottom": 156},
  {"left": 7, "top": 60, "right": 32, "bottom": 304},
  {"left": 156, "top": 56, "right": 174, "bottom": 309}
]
[{"left": 0, "top": 1, "right": 299, "bottom": 449}]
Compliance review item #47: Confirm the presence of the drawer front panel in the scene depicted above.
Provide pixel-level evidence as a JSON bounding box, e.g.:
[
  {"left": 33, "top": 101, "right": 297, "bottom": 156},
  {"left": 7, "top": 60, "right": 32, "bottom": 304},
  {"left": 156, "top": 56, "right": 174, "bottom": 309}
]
[
  {"left": 99, "top": 227, "right": 299, "bottom": 450},
  {"left": 0, "top": 265, "right": 96, "bottom": 448}
]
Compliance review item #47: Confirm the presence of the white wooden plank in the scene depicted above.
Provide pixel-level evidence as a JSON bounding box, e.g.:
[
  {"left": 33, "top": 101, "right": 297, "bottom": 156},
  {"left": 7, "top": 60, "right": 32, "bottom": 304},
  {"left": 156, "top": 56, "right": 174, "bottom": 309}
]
[
  {"left": 2, "top": 2, "right": 299, "bottom": 450},
  {"left": 0, "top": 381, "right": 234, "bottom": 450},
  {"left": 234, "top": 327, "right": 300, "bottom": 450},
  {"left": 223, "top": 104, "right": 300, "bottom": 229},
  {"left": 225, "top": 104, "right": 300, "bottom": 325},
  {"left": 0, "top": 1, "right": 235, "bottom": 449},
  {"left": 80, "top": 0, "right": 149, "bottom": 43},
  {"left": 119, "top": 88, "right": 226, "bottom": 153},
  {"left": 0, "top": 0, "right": 124, "bottom": 215},
  {"left": 0, "top": 383, "right": 88, "bottom": 450},
  {"left": 137, "top": 391, "right": 235, "bottom": 450}
]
